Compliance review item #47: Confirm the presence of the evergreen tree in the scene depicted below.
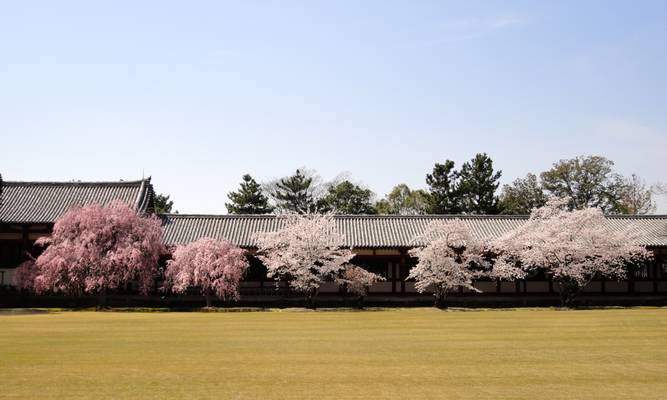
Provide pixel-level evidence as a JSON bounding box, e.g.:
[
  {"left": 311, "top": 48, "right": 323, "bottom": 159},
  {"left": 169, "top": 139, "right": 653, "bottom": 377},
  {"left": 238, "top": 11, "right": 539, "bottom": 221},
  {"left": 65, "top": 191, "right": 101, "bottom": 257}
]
[
  {"left": 226, "top": 174, "right": 274, "bottom": 214},
  {"left": 271, "top": 170, "right": 317, "bottom": 213},
  {"left": 426, "top": 160, "right": 460, "bottom": 214},
  {"left": 320, "top": 180, "right": 377, "bottom": 214},
  {"left": 154, "top": 193, "right": 175, "bottom": 214},
  {"left": 457, "top": 153, "right": 502, "bottom": 214},
  {"left": 498, "top": 173, "right": 547, "bottom": 214}
]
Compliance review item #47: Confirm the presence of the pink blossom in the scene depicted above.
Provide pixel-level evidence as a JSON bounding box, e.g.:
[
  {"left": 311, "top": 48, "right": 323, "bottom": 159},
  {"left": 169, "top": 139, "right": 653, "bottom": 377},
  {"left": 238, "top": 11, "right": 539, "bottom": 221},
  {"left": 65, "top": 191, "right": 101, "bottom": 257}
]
[
  {"left": 164, "top": 238, "right": 248, "bottom": 305},
  {"left": 13, "top": 258, "right": 39, "bottom": 290},
  {"left": 338, "top": 265, "right": 385, "bottom": 297},
  {"left": 17, "top": 201, "right": 164, "bottom": 296}
]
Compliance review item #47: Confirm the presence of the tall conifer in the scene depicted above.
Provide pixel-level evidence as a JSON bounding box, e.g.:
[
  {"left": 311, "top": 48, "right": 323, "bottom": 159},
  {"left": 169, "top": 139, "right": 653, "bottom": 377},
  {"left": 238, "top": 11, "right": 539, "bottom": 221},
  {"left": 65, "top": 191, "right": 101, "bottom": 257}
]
[{"left": 226, "top": 174, "right": 274, "bottom": 214}]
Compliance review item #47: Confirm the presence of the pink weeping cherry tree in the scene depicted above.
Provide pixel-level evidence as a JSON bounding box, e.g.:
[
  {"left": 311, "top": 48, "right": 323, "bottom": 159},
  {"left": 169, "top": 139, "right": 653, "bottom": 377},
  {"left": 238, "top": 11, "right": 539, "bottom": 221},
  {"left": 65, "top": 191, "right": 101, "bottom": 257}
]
[
  {"left": 492, "top": 198, "right": 651, "bottom": 307},
  {"left": 408, "top": 219, "right": 493, "bottom": 308},
  {"left": 13, "top": 201, "right": 164, "bottom": 306},
  {"left": 337, "top": 265, "right": 385, "bottom": 308},
  {"left": 12, "top": 258, "right": 39, "bottom": 291},
  {"left": 253, "top": 213, "right": 355, "bottom": 307},
  {"left": 164, "top": 238, "right": 249, "bottom": 308}
]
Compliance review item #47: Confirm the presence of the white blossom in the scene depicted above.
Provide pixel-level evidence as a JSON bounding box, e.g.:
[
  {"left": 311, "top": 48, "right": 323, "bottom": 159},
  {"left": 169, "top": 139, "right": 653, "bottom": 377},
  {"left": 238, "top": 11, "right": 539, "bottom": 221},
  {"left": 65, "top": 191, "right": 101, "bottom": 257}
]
[
  {"left": 408, "top": 219, "right": 492, "bottom": 307},
  {"left": 253, "top": 213, "right": 355, "bottom": 302},
  {"left": 493, "top": 197, "right": 651, "bottom": 305}
]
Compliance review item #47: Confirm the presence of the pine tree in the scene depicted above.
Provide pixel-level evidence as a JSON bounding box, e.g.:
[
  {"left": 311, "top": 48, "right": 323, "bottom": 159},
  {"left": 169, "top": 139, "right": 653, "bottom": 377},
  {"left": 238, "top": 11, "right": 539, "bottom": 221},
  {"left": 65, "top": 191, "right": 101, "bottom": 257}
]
[
  {"left": 426, "top": 160, "right": 461, "bottom": 214},
  {"left": 154, "top": 193, "right": 174, "bottom": 214},
  {"left": 271, "top": 170, "right": 316, "bottom": 213},
  {"left": 458, "top": 153, "right": 502, "bottom": 214},
  {"left": 226, "top": 174, "right": 274, "bottom": 214}
]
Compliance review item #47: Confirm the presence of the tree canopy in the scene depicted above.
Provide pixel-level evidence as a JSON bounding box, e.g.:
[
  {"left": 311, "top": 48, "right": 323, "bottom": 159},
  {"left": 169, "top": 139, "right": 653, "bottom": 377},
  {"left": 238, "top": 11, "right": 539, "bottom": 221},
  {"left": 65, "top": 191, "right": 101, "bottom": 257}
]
[
  {"left": 226, "top": 174, "right": 274, "bottom": 214},
  {"left": 154, "top": 193, "right": 174, "bottom": 214},
  {"left": 457, "top": 153, "right": 502, "bottom": 214},
  {"left": 253, "top": 213, "right": 355, "bottom": 306},
  {"left": 425, "top": 160, "right": 460, "bottom": 214},
  {"left": 408, "top": 219, "right": 494, "bottom": 308},
  {"left": 493, "top": 198, "right": 651, "bottom": 306},
  {"left": 269, "top": 169, "right": 321, "bottom": 213},
  {"left": 320, "top": 180, "right": 377, "bottom": 214},
  {"left": 423, "top": 154, "right": 502, "bottom": 215},
  {"left": 15, "top": 202, "right": 164, "bottom": 300},
  {"left": 540, "top": 155, "right": 626, "bottom": 213},
  {"left": 498, "top": 173, "right": 547, "bottom": 214},
  {"left": 375, "top": 184, "right": 429, "bottom": 215},
  {"left": 165, "top": 238, "right": 248, "bottom": 307},
  {"left": 615, "top": 174, "right": 655, "bottom": 214}
]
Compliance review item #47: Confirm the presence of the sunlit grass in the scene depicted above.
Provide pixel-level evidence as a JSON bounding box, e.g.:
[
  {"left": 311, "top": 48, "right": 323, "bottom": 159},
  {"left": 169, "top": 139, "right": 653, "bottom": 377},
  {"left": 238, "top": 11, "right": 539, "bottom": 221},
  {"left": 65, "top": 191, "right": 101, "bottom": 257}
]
[{"left": 1, "top": 308, "right": 666, "bottom": 399}]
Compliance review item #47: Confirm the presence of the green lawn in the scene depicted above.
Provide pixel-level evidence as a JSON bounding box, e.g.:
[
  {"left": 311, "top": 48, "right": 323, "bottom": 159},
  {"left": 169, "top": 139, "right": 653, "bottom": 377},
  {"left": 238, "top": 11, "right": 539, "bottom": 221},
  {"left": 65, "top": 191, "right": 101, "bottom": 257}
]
[{"left": 1, "top": 308, "right": 666, "bottom": 399}]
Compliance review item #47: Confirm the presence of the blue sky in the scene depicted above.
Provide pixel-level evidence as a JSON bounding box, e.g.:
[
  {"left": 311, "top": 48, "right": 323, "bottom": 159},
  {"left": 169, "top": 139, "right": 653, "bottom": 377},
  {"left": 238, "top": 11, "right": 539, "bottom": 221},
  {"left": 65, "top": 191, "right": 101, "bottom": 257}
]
[{"left": 1, "top": 1, "right": 666, "bottom": 213}]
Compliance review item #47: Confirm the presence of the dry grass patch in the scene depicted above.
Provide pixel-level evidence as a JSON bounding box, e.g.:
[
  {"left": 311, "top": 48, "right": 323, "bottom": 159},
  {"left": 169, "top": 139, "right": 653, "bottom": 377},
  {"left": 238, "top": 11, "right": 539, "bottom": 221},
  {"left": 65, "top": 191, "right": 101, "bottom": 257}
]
[{"left": 1, "top": 308, "right": 666, "bottom": 399}]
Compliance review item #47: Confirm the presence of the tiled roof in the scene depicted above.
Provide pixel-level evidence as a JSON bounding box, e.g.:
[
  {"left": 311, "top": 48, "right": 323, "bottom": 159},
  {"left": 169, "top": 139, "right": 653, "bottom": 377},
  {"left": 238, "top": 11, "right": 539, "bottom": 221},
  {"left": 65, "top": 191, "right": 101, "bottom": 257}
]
[
  {"left": 0, "top": 179, "right": 154, "bottom": 223},
  {"left": 161, "top": 214, "right": 667, "bottom": 248}
]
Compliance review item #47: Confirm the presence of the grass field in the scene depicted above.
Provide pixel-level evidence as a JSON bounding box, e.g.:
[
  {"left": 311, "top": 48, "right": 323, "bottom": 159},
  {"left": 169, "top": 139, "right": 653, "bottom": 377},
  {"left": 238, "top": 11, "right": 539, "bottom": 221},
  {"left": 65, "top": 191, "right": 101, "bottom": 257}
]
[{"left": 1, "top": 308, "right": 666, "bottom": 399}]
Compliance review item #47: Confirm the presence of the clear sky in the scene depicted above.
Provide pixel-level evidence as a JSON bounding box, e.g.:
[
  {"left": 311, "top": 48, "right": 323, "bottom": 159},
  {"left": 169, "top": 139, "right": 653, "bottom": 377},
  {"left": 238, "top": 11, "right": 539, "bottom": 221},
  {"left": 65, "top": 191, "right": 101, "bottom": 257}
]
[{"left": 1, "top": 1, "right": 666, "bottom": 213}]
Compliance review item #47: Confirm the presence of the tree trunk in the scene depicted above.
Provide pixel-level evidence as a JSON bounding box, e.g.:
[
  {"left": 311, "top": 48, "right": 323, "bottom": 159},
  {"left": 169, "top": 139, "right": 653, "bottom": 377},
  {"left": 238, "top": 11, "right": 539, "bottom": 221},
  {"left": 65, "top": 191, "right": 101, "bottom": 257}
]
[
  {"left": 434, "top": 286, "right": 448, "bottom": 309},
  {"left": 557, "top": 279, "right": 582, "bottom": 308},
  {"left": 355, "top": 295, "right": 364, "bottom": 310},
  {"left": 306, "top": 288, "right": 319, "bottom": 309},
  {"left": 97, "top": 290, "right": 107, "bottom": 310},
  {"left": 205, "top": 293, "right": 213, "bottom": 308}
]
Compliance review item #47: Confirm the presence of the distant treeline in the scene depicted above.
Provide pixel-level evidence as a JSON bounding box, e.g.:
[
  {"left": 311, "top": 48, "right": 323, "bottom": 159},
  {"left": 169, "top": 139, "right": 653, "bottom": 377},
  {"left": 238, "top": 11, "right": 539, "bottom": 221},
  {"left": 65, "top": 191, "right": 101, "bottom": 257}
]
[{"left": 154, "top": 154, "right": 658, "bottom": 215}]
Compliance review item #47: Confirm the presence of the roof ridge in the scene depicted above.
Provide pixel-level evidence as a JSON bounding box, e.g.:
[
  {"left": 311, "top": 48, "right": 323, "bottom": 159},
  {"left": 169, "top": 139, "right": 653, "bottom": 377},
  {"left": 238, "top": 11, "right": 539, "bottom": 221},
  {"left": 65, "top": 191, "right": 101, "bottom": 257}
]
[
  {"left": 605, "top": 214, "right": 667, "bottom": 219},
  {"left": 160, "top": 213, "right": 667, "bottom": 219},
  {"left": 161, "top": 214, "right": 276, "bottom": 218},
  {"left": 160, "top": 214, "right": 529, "bottom": 219},
  {"left": 4, "top": 179, "right": 148, "bottom": 186}
]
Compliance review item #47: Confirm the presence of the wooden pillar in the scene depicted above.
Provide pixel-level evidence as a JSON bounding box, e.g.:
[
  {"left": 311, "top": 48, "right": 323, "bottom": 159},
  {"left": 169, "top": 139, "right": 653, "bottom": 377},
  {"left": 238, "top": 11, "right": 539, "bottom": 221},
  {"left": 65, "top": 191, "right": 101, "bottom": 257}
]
[
  {"left": 653, "top": 259, "right": 659, "bottom": 294},
  {"left": 399, "top": 250, "right": 406, "bottom": 294},
  {"left": 21, "top": 224, "right": 29, "bottom": 255}
]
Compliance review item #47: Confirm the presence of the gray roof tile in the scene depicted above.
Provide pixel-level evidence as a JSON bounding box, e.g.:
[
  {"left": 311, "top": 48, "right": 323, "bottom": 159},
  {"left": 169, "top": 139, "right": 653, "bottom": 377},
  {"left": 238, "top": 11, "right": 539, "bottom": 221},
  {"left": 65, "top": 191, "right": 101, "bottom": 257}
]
[
  {"left": 0, "top": 179, "right": 154, "bottom": 223},
  {"left": 161, "top": 214, "right": 667, "bottom": 248}
]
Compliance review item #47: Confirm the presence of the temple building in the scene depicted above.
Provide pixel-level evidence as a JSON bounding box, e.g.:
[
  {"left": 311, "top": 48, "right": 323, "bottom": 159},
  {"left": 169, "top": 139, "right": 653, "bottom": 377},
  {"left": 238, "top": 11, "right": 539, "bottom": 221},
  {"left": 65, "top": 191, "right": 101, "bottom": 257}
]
[
  {"left": 1, "top": 178, "right": 666, "bottom": 306},
  {"left": 0, "top": 179, "right": 155, "bottom": 286}
]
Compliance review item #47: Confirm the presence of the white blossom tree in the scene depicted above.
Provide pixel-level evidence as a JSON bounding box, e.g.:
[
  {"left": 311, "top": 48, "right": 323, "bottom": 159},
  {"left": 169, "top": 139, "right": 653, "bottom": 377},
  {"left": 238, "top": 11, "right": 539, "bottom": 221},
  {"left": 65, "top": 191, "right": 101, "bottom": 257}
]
[
  {"left": 408, "top": 219, "right": 491, "bottom": 308},
  {"left": 253, "top": 213, "right": 355, "bottom": 307},
  {"left": 493, "top": 198, "right": 652, "bottom": 307}
]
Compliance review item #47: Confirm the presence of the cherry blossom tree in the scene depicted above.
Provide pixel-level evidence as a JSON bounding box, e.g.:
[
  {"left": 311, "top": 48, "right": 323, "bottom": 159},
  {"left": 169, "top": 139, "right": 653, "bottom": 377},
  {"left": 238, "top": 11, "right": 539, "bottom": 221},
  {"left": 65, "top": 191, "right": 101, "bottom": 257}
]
[
  {"left": 493, "top": 197, "right": 651, "bottom": 307},
  {"left": 408, "top": 219, "right": 491, "bottom": 308},
  {"left": 14, "top": 201, "right": 164, "bottom": 306},
  {"left": 164, "top": 238, "right": 249, "bottom": 307},
  {"left": 253, "top": 213, "right": 355, "bottom": 307},
  {"left": 337, "top": 265, "right": 384, "bottom": 308},
  {"left": 12, "top": 258, "right": 38, "bottom": 291}
]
